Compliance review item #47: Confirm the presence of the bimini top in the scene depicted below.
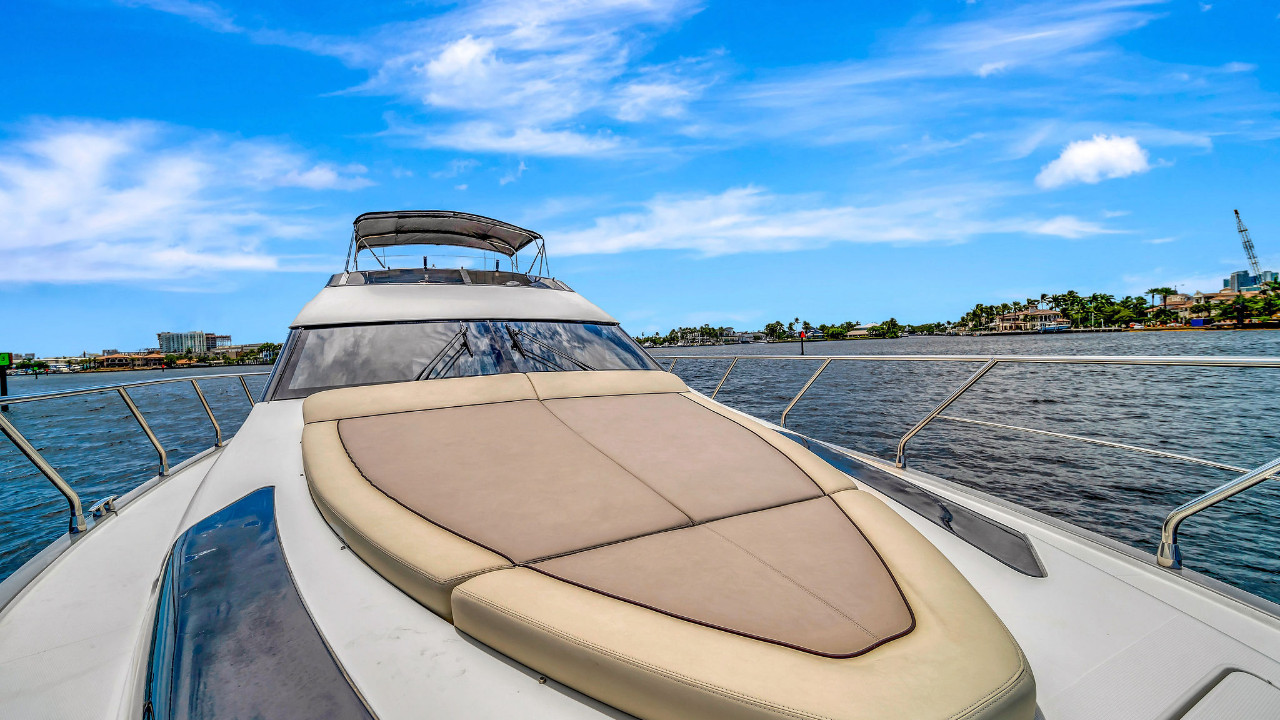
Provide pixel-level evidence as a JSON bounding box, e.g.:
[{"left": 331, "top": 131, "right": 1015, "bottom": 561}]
[{"left": 353, "top": 211, "right": 542, "bottom": 257}]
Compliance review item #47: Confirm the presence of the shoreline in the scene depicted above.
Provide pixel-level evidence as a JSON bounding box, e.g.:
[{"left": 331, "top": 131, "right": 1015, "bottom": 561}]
[{"left": 648, "top": 323, "right": 1280, "bottom": 348}]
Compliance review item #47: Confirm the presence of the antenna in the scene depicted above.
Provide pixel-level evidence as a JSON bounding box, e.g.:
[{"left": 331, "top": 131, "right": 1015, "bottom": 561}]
[{"left": 1236, "top": 209, "right": 1262, "bottom": 279}]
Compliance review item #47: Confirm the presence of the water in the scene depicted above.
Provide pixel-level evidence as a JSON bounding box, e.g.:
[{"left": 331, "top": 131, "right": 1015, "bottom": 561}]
[
  {"left": 659, "top": 331, "right": 1280, "bottom": 604},
  {"left": 0, "top": 367, "right": 271, "bottom": 582},
  {"left": 1, "top": 333, "right": 1277, "bottom": 606}
]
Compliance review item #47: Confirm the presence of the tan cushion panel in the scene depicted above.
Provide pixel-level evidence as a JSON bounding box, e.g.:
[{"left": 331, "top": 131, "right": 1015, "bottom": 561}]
[
  {"left": 453, "top": 489, "right": 1034, "bottom": 720},
  {"left": 302, "top": 421, "right": 510, "bottom": 620},
  {"left": 303, "top": 373, "right": 537, "bottom": 424},
  {"left": 527, "top": 369, "right": 688, "bottom": 400},
  {"left": 544, "top": 393, "right": 821, "bottom": 522},
  {"left": 338, "top": 400, "right": 691, "bottom": 563},
  {"left": 533, "top": 497, "right": 911, "bottom": 657},
  {"left": 682, "top": 391, "right": 856, "bottom": 495}
]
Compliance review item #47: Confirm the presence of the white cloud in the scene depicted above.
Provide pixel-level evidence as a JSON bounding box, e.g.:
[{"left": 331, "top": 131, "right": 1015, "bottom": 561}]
[
  {"left": 1035, "top": 134, "right": 1151, "bottom": 189},
  {"left": 500, "top": 160, "right": 528, "bottom": 185},
  {"left": 348, "top": 0, "right": 704, "bottom": 154},
  {"left": 547, "top": 185, "right": 1122, "bottom": 256},
  {"left": 396, "top": 120, "right": 622, "bottom": 156},
  {"left": 431, "top": 158, "right": 479, "bottom": 178},
  {"left": 117, "top": 0, "right": 240, "bottom": 32},
  {"left": 976, "top": 61, "right": 1008, "bottom": 77},
  {"left": 1144, "top": 236, "right": 1176, "bottom": 244},
  {"left": 0, "top": 119, "right": 363, "bottom": 283},
  {"left": 121, "top": 0, "right": 709, "bottom": 157},
  {"left": 1033, "top": 215, "right": 1123, "bottom": 239}
]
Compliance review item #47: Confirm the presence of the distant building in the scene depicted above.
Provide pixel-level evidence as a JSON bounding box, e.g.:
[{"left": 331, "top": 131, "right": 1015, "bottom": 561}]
[
  {"left": 1224, "top": 269, "right": 1278, "bottom": 292},
  {"left": 995, "top": 308, "right": 1066, "bottom": 332},
  {"left": 157, "top": 331, "right": 232, "bottom": 354}
]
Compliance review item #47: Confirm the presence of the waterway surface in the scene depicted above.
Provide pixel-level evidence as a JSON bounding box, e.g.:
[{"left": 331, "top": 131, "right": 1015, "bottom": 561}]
[
  {"left": 660, "top": 330, "right": 1280, "bottom": 604},
  {"left": 0, "top": 367, "right": 270, "bottom": 581},
  {"left": 1, "top": 333, "right": 1278, "bottom": 608}
]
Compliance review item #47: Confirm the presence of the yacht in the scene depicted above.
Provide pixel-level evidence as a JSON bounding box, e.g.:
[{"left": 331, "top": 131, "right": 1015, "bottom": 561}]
[{"left": 2, "top": 210, "right": 1280, "bottom": 719}]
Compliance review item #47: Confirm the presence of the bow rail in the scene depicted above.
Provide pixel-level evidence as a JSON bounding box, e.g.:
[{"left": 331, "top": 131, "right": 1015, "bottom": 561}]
[
  {"left": 655, "top": 352, "right": 1280, "bottom": 570},
  {"left": 0, "top": 371, "right": 268, "bottom": 535}
]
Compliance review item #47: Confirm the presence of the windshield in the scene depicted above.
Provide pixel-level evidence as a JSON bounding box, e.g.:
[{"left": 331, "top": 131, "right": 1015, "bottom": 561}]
[{"left": 270, "top": 320, "right": 658, "bottom": 399}]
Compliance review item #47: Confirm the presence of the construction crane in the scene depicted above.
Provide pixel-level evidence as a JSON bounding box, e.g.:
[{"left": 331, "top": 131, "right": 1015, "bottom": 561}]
[{"left": 1236, "top": 209, "right": 1262, "bottom": 280}]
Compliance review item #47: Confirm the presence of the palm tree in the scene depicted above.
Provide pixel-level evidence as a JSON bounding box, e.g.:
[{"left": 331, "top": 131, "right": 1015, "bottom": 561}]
[{"left": 1216, "top": 296, "right": 1253, "bottom": 326}]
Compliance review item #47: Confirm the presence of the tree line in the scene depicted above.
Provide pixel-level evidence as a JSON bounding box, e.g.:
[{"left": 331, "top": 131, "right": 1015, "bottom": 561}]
[{"left": 960, "top": 283, "right": 1280, "bottom": 330}]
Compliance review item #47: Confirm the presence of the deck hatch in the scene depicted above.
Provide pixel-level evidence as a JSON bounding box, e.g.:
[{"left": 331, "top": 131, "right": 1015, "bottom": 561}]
[{"left": 144, "top": 487, "right": 372, "bottom": 720}]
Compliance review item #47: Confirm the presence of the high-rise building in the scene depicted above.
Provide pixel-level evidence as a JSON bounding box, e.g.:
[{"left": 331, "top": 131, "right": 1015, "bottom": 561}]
[
  {"left": 157, "top": 331, "right": 233, "bottom": 354},
  {"left": 1223, "top": 269, "right": 1277, "bottom": 292}
]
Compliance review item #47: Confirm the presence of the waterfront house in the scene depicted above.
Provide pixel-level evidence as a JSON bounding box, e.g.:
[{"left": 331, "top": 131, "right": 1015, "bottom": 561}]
[
  {"left": 995, "top": 308, "right": 1066, "bottom": 332},
  {"left": 100, "top": 353, "right": 134, "bottom": 369}
]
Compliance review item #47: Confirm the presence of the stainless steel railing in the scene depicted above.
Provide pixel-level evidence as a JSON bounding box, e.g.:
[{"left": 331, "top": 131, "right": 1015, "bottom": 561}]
[
  {"left": 655, "top": 353, "right": 1280, "bottom": 570},
  {"left": 0, "top": 371, "right": 268, "bottom": 534}
]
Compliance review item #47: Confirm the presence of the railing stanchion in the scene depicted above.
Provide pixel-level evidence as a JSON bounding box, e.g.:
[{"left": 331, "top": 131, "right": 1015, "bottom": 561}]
[
  {"left": 1157, "top": 456, "right": 1280, "bottom": 569},
  {"left": 780, "top": 358, "right": 831, "bottom": 428},
  {"left": 896, "top": 358, "right": 999, "bottom": 468},
  {"left": 0, "top": 412, "right": 86, "bottom": 533},
  {"left": 239, "top": 376, "right": 255, "bottom": 406},
  {"left": 118, "top": 388, "right": 169, "bottom": 476},
  {"left": 711, "top": 358, "right": 738, "bottom": 400},
  {"left": 190, "top": 380, "right": 223, "bottom": 448}
]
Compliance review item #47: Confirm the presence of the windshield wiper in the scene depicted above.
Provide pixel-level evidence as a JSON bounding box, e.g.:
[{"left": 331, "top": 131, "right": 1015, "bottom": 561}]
[
  {"left": 505, "top": 325, "right": 595, "bottom": 372},
  {"left": 415, "top": 324, "right": 473, "bottom": 380}
]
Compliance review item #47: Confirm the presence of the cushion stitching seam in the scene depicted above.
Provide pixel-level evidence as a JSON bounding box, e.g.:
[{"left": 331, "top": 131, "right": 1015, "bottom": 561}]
[
  {"left": 456, "top": 588, "right": 829, "bottom": 720},
  {"left": 537, "top": 398, "right": 696, "bottom": 526},
  {"left": 701, "top": 524, "right": 878, "bottom": 641},
  {"left": 311, "top": 480, "right": 508, "bottom": 585},
  {"left": 680, "top": 393, "right": 844, "bottom": 496},
  {"left": 324, "top": 422, "right": 513, "bottom": 582}
]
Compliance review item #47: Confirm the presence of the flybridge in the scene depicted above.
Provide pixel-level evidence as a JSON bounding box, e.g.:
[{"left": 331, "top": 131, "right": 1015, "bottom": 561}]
[{"left": 346, "top": 210, "right": 550, "bottom": 276}]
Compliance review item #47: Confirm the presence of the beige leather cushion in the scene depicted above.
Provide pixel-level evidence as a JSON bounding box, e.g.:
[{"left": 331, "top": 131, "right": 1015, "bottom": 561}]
[
  {"left": 302, "top": 421, "right": 509, "bottom": 620},
  {"left": 527, "top": 369, "right": 688, "bottom": 400},
  {"left": 683, "top": 392, "right": 856, "bottom": 496},
  {"left": 303, "top": 373, "right": 537, "bottom": 424},
  {"left": 453, "top": 489, "right": 1034, "bottom": 720},
  {"left": 533, "top": 497, "right": 912, "bottom": 657},
  {"left": 338, "top": 400, "right": 691, "bottom": 563},
  {"left": 544, "top": 393, "right": 822, "bottom": 522}
]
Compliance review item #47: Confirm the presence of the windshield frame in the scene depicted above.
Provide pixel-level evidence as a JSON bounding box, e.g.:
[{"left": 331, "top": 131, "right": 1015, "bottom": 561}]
[{"left": 266, "top": 319, "right": 658, "bottom": 401}]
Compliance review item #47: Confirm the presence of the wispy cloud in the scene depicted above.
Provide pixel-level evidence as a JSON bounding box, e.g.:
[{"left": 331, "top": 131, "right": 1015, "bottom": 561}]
[
  {"left": 499, "top": 160, "right": 528, "bottom": 185},
  {"left": 1034, "top": 215, "right": 1125, "bottom": 238},
  {"left": 0, "top": 119, "right": 364, "bottom": 282},
  {"left": 118, "top": 0, "right": 1279, "bottom": 165},
  {"left": 117, "top": 0, "right": 240, "bottom": 33},
  {"left": 388, "top": 118, "right": 624, "bottom": 156},
  {"left": 430, "top": 158, "right": 479, "bottom": 179},
  {"left": 548, "top": 185, "right": 1123, "bottom": 256}
]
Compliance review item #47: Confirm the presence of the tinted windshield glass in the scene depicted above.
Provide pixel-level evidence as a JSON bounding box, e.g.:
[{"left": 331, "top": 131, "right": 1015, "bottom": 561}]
[{"left": 272, "top": 321, "right": 657, "bottom": 399}]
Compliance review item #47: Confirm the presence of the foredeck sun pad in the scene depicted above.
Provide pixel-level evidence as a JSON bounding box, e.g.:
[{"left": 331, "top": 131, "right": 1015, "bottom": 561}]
[{"left": 301, "top": 371, "right": 1035, "bottom": 720}]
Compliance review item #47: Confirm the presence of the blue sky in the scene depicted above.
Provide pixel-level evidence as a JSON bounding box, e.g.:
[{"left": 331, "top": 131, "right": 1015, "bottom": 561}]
[{"left": 3, "top": 0, "right": 1280, "bottom": 354}]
